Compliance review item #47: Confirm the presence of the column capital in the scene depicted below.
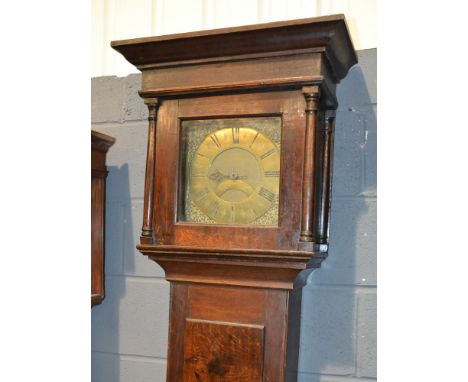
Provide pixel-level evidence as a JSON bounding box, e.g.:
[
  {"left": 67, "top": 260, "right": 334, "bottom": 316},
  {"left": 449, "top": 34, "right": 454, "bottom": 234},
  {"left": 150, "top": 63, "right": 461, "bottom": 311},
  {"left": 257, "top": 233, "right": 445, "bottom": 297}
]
[
  {"left": 143, "top": 97, "right": 160, "bottom": 106},
  {"left": 302, "top": 86, "right": 320, "bottom": 113},
  {"left": 323, "top": 110, "right": 336, "bottom": 133},
  {"left": 302, "top": 85, "right": 320, "bottom": 99},
  {"left": 324, "top": 109, "right": 336, "bottom": 120}
]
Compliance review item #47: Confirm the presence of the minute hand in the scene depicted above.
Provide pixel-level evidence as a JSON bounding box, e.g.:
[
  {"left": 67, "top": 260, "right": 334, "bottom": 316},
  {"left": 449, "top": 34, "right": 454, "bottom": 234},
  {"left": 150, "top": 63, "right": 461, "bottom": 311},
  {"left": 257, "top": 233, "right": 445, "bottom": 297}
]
[{"left": 232, "top": 174, "right": 247, "bottom": 180}]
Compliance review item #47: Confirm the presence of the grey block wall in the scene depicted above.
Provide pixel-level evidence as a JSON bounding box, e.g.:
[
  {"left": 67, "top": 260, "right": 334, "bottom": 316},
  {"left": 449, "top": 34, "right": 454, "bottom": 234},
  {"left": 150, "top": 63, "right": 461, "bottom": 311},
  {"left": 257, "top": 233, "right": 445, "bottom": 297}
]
[{"left": 91, "top": 48, "right": 377, "bottom": 382}]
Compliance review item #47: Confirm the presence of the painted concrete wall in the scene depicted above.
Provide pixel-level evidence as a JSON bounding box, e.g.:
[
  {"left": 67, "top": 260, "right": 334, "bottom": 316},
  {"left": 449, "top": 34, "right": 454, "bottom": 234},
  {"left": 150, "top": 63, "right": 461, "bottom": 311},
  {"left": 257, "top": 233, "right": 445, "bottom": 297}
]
[
  {"left": 91, "top": 48, "right": 377, "bottom": 382},
  {"left": 92, "top": 0, "right": 377, "bottom": 77}
]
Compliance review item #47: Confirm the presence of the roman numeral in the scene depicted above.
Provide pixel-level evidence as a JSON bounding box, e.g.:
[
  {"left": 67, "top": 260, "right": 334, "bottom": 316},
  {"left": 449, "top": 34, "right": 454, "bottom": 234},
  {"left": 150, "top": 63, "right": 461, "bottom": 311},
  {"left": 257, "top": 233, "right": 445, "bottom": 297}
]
[
  {"left": 232, "top": 127, "right": 240, "bottom": 144},
  {"left": 249, "top": 132, "right": 259, "bottom": 148},
  {"left": 264, "top": 170, "right": 280, "bottom": 177},
  {"left": 260, "top": 148, "right": 275, "bottom": 160},
  {"left": 258, "top": 187, "right": 275, "bottom": 202},
  {"left": 191, "top": 172, "right": 206, "bottom": 178},
  {"left": 210, "top": 134, "right": 222, "bottom": 148},
  {"left": 196, "top": 152, "right": 209, "bottom": 158}
]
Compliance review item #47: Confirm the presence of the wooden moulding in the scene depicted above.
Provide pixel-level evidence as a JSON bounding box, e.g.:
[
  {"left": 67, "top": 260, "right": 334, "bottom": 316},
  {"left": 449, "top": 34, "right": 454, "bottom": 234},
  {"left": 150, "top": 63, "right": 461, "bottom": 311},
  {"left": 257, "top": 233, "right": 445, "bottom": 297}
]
[
  {"left": 137, "top": 244, "right": 324, "bottom": 290},
  {"left": 137, "top": 50, "right": 336, "bottom": 107},
  {"left": 91, "top": 130, "right": 116, "bottom": 169},
  {"left": 112, "top": 15, "right": 356, "bottom": 109},
  {"left": 111, "top": 14, "right": 357, "bottom": 80},
  {"left": 138, "top": 76, "right": 339, "bottom": 110}
]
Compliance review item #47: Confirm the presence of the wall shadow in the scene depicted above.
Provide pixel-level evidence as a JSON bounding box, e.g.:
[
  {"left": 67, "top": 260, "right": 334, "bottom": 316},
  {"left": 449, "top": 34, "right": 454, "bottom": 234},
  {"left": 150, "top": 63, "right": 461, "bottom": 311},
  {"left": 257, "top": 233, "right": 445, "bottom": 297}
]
[{"left": 286, "top": 51, "right": 377, "bottom": 381}]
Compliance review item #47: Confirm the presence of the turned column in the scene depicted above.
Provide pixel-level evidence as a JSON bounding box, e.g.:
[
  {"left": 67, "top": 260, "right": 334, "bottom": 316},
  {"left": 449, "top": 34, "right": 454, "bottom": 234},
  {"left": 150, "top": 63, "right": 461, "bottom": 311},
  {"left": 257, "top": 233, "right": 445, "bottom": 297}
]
[
  {"left": 141, "top": 98, "right": 160, "bottom": 243},
  {"left": 300, "top": 86, "right": 321, "bottom": 242},
  {"left": 315, "top": 110, "right": 335, "bottom": 244}
]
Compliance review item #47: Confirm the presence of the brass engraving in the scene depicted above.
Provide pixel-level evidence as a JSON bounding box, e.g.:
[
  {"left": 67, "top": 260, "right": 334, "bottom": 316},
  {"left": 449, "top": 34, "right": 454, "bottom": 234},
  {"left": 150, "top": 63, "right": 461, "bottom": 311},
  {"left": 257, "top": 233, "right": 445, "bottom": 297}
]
[{"left": 180, "top": 117, "right": 281, "bottom": 225}]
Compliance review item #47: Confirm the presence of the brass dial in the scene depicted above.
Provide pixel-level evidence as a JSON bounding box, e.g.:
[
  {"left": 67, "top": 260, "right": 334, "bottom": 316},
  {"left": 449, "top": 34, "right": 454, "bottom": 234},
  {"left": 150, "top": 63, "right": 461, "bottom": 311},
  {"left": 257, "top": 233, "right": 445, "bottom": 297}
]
[{"left": 189, "top": 127, "right": 280, "bottom": 224}]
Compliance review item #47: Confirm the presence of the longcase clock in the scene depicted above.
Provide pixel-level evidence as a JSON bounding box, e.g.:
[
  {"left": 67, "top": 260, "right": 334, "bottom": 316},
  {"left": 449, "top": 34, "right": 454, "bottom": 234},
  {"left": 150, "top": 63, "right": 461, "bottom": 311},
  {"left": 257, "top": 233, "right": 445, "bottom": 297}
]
[{"left": 112, "top": 14, "right": 357, "bottom": 381}]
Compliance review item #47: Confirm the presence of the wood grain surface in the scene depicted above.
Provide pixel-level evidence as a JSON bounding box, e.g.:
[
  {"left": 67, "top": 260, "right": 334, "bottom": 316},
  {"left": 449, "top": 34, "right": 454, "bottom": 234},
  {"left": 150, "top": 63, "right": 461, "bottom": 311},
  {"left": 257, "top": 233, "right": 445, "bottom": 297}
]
[{"left": 183, "top": 319, "right": 264, "bottom": 381}]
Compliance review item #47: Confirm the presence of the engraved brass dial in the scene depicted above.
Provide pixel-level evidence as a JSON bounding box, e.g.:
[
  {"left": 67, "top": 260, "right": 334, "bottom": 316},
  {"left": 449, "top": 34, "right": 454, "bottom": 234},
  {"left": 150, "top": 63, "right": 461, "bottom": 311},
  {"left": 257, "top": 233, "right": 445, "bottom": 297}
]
[{"left": 189, "top": 127, "right": 280, "bottom": 224}]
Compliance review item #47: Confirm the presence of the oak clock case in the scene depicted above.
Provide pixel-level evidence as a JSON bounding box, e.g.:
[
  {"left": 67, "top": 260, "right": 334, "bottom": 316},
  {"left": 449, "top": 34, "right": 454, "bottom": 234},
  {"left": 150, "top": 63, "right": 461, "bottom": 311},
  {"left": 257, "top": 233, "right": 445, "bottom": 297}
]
[{"left": 111, "top": 14, "right": 357, "bottom": 382}]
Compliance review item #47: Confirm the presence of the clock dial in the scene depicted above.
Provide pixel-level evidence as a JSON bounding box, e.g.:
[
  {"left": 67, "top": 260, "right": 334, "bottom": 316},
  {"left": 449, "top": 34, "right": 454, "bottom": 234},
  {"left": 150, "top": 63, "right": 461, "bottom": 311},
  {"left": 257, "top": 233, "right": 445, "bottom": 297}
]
[
  {"left": 179, "top": 117, "right": 282, "bottom": 225},
  {"left": 188, "top": 126, "right": 280, "bottom": 224}
]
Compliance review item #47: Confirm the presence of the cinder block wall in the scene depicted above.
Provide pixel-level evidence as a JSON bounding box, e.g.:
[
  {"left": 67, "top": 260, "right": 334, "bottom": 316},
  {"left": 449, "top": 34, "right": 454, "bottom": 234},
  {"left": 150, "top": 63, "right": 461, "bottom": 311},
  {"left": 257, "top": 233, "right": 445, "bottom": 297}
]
[{"left": 91, "top": 48, "right": 377, "bottom": 382}]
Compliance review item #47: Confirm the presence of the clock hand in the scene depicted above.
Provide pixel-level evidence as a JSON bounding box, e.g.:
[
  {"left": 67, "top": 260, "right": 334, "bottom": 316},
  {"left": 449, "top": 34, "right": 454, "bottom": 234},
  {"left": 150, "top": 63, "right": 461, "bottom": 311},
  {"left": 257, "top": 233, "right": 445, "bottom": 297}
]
[
  {"left": 209, "top": 168, "right": 248, "bottom": 182},
  {"left": 208, "top": 169, "right": 229, "bottom": 183},
  {"left": 230, "top": 168, "right": 247, "bottom": 180}
]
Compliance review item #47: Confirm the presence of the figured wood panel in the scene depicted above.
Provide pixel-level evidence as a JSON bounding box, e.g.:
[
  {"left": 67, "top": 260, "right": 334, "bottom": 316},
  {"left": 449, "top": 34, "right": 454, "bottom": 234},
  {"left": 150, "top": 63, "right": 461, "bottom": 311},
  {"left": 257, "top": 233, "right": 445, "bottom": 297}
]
[
  {"left": 165, "top": 283, "right": 294, "bottom": 381},
  {"left": 183, "top": 319, "right": 264, "bottom": 381}
]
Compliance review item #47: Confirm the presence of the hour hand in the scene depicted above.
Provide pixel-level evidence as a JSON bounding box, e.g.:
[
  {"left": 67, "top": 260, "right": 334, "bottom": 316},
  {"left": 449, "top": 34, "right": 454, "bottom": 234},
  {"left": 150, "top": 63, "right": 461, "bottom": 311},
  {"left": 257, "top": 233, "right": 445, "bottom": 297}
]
[
  {"left": 234, "top": 175, "right": 248, "bottom": 180},
  {"left": 208, "top": 169, "right": 228, "bottom": 183},
  {"left": 209, "top": 169, "right": 248, "bottom": 182},
  {"left": 230, "top": 168, "right": 247, "bottom": 180}
]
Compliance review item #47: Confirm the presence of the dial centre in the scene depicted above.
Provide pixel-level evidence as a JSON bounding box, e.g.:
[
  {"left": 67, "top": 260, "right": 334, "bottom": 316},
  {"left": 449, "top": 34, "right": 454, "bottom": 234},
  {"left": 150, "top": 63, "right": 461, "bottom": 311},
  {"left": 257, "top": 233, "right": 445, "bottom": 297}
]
[{"left": 209, "top": 147, "right": 261, "bottom": 203}]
